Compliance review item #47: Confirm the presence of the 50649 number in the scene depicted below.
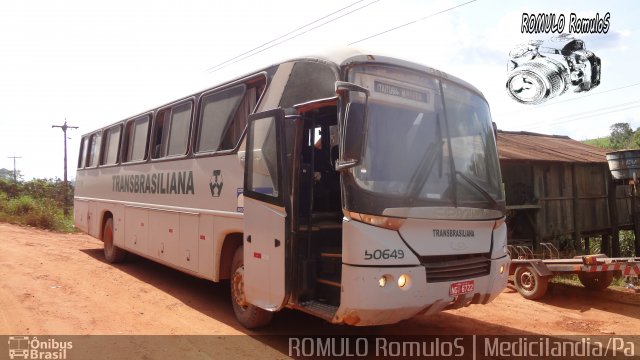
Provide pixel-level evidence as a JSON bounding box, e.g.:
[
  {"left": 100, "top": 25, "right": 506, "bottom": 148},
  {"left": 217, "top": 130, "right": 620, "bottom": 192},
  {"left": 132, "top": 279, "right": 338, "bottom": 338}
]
[{"left": 364, "top": 249, "right": 405, "bottom": 260}]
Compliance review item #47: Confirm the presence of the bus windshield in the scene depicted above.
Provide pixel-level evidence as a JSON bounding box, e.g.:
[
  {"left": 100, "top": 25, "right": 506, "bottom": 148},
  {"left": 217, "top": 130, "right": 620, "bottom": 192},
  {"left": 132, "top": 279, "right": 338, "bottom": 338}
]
[{"left": 344, "top": 64, "right": 504, "bottom": 217}]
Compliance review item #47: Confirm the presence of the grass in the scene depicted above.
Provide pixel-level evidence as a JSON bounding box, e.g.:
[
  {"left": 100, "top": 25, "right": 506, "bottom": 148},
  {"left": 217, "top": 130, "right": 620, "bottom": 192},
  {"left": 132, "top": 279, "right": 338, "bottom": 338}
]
[
  {"left": 551, "top": 274, "right": 628, "bottom": 288},
  {"left": 0, "top": 194, "right": 74, "bottom": 232}
]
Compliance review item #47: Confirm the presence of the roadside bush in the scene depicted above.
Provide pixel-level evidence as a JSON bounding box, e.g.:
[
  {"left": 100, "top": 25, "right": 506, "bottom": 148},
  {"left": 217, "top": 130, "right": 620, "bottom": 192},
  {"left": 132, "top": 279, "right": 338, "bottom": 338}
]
[
  {"left": 0, "top": 191, "right": 7, "bottom": 212},
  {"left": 7, "top": 195, "right": 37, "bottom": 216},
  {"left": 0, "top": 178, "right": 75, "bottom": 232},
  {"left": 0, "top": 195, "right": 69, "bottom": 231}
]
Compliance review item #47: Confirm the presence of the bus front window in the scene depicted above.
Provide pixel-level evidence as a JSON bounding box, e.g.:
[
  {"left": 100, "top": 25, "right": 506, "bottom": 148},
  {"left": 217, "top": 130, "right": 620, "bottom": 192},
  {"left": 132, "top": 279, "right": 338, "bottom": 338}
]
[{"left": 343, "top": 65, "right": 504, "bottom": 217}]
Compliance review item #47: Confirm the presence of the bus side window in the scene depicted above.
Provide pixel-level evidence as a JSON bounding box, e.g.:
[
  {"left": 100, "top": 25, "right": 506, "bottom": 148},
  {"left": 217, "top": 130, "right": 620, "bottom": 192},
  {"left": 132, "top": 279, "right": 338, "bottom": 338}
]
[
  {"left": 195, "top": 79, "right": 266, "bottom": 154},
  {"left": 196, "top": 84, "right": 246, "bottom": 153},
  {"left": 78, "top": 136, "right": 89, "bottom": 168},
  {"left": 152, "top": 102, "right": 193, "bottom": 158},
  {"left": 101, "top": 125, "right": 121, "bottom": 166},
  {"left": 219, "top": 83, "right": 263, "bottom": 150},
  {"left": 87, "top": 132, "right": 102, "bottom": 168},
  {"left": 152, "top": 110, "right": 168, "bottom": 159},
  {"left": 166, "top": 102, "right": 193, "bottom": 156},
  {"left": 122, "top": 115, "right": 150, "bottom": 163}
]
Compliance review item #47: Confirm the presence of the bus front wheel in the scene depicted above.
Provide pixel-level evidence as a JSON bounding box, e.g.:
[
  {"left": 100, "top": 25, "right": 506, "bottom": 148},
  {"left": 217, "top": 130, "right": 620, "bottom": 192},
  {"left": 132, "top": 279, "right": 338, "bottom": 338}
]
[
  {"left": 230, "top": 246, "right": 273, "bottom": 328},
  {"left": 103, "top": 218, "right": 127, "bottom": 263}
]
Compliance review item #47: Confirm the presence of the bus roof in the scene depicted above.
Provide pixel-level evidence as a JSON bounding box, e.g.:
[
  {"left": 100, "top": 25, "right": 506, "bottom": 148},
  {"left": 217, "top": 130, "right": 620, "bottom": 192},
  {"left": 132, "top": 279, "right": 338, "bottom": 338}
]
[
  {"left": 82, "top": 47, "right": 485, "bottom": 136},
  {"left": 272, "top": 47, "right": 484, "bottom": 97}
]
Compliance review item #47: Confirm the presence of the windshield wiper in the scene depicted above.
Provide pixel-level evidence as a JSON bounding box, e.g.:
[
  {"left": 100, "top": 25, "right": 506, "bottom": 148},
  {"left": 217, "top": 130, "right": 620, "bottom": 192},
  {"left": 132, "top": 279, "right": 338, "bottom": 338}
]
[
  {"left": 406, "top": 114, "right": 444, "bottom": 199},
  {"left": 407, "top": 140, "right": 443, "bottom": 199},
  {"left": 455, "top": 170, "right": 499, "bottom": 209}
]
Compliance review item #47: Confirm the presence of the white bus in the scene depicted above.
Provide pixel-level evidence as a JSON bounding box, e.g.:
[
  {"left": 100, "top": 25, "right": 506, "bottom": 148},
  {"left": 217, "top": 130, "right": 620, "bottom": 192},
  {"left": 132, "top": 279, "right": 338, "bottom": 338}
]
[{"left": 75, "top": 48, "right": 510, "bottom": 328}]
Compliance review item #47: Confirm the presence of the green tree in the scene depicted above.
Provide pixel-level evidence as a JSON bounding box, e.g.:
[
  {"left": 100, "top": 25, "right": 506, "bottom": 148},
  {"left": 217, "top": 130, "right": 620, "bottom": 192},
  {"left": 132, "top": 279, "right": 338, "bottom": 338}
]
[
  {"left": 631, "top": 127, "right": 640, "bottom": 149},
  {"left": 0, "top": 168, "right": 22, "bottom": 181},
  {"left": 610, "top": 122, "right": 633, "bottom": 150}
]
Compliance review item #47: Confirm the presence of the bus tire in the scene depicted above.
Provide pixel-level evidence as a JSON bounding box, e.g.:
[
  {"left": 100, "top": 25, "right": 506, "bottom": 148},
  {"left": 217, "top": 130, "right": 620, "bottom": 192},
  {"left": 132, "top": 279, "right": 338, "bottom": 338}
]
[
  {"left": 230, "top": 246, "right": 273, "bottom": 328},
  {"left": 578, "top": 272, "right": 613, "bottom": 291},
  {"left": 103, "top": 218, "right": 126, "bottom": 263},
  {"left": 514, "top": 266, "right": 548, "bottom": 300}
]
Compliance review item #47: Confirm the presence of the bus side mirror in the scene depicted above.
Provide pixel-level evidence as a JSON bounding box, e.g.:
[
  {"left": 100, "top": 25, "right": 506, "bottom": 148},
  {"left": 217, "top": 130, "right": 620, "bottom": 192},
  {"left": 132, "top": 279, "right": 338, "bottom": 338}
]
[
  {"left": 335, "top": 81, "right": 369, "bottom": 171},
  {"left": 335, "top": 81, "right": 370, "bottom": 96}
]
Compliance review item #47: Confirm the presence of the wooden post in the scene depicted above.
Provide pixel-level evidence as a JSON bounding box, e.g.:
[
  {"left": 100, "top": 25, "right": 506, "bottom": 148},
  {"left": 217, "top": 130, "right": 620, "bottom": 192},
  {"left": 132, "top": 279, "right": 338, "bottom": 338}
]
[
  {"left": 584, "top": 236, "right": 590, "bottom": 255},
  {"left": 606, "top": 174, "right": 620, "bottom": 257},
  {"left": 634, "top": 192, "right": 640, "bottom": 257},
  {"left": 572, "top": 164, "right": 581, "bottom": 250},
  {"left": 601, "top": 233, "right": 611, "bottom": 256}
]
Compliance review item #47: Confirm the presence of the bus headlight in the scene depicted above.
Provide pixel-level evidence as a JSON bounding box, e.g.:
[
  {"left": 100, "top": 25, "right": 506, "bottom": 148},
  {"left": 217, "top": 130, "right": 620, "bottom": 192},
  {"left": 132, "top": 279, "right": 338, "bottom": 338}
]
[
  {"left": 499, "top": 264, "right": 505, "bottom": 275},
  {"left": 398, "top": 274, "right": 411, "bottom": 289},
  {"left": 379, "top": 275, "right": 388, "bottom": 287}
]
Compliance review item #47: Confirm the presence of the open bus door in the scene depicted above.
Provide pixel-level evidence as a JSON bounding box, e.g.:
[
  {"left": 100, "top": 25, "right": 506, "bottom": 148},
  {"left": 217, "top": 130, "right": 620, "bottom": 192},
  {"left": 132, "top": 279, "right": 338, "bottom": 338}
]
[{"left": 242, "top": 108, "right": 291, "bottom": 311}]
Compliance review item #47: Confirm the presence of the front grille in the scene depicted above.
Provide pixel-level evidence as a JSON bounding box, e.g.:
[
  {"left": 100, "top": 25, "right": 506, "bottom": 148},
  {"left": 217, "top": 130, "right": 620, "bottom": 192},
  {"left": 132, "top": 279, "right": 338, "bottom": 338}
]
[{"left": 420, "top": 253, "right": 491, "bottom": 283}]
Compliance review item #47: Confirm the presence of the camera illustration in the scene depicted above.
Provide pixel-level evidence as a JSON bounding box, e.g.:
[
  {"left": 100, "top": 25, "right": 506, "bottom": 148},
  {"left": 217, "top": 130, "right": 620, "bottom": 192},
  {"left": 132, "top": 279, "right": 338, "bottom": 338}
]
[{"left": 506, "top": 34, "right": 601, "bottom": 105}]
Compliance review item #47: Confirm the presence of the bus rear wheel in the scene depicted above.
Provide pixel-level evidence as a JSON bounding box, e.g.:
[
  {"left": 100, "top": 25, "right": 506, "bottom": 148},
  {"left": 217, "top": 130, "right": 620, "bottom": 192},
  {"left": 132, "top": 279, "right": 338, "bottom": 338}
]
[
  {"left": 103, "top": 218, "right": 127, "bottom": 263},
  {"left": 230, "top": 246, "right": 273, "bottom": 328},
  {"left": 514, "top": 266, "right": 548, "bottom": 300},
  {"left": 578, "top": 272, "right": 613, "bottom": 290}
]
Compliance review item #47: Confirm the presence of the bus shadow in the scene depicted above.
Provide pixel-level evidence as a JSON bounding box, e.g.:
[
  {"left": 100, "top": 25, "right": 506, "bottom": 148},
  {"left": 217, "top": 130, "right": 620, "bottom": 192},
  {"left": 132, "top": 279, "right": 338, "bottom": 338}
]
[
  {"left": 80, "top": 248, "right": 245, "bottom": 332},
  {"left": 79, "top": 248, "right": 606, "bottom": 359},
  {"left": 539, "top": 282, "right": 640, "bottom": 320},
  {"left": 252, "top": 309, "right": 576, "bottom": 359}
]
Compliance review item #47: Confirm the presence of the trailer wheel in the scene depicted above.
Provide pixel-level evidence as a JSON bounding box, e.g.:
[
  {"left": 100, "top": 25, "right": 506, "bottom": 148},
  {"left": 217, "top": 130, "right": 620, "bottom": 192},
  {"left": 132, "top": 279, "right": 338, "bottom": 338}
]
[
  {"left": 514, "top": 266, "right": 548, "bottom": 300},
  {"left": 103, "top": 218, "right": 127, "bottom": 263},
  {"left": 230, "top": 246, "right": 273, "bottom": 329},
  {"left": 578, "top": 272, "right": 613, "bottom": 291}
]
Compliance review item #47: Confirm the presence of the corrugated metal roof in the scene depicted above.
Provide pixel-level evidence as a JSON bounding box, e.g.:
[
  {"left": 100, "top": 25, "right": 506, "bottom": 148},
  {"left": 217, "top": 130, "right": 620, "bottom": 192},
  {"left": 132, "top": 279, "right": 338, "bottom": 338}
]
[{"left": 497, "top": 130, "right": 608, "bottom": 163}]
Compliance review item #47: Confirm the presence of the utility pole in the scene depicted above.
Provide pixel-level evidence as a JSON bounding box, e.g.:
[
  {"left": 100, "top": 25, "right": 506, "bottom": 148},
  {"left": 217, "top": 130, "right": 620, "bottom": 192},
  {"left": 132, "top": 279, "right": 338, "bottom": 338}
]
[
  {"left": 7, "top": 155, "right": 21, "bottom": 182},
  {"left": 52, "top": 119, "right": 79, "bottom": 216}
]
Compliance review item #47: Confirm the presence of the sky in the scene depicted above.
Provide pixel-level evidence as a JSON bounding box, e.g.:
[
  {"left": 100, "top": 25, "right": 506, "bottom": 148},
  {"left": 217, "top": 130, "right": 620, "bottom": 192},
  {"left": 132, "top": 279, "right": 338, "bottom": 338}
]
[{"left": 0, "top": 0, "right": 638, "bottom": 180}]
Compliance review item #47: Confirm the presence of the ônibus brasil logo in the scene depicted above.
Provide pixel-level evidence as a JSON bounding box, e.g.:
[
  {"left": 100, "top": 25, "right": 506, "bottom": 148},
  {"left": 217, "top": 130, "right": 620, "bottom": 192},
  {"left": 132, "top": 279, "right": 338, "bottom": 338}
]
[{"left": 8, "top": 336, "right": 72, "bottom": 360}]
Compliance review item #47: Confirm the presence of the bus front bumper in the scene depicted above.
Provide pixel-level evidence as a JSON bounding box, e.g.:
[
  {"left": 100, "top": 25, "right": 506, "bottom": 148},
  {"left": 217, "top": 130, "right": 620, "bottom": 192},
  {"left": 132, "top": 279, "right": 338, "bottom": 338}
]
[{"left": 332, "top": 257, "right": 509, "bottom": 326}]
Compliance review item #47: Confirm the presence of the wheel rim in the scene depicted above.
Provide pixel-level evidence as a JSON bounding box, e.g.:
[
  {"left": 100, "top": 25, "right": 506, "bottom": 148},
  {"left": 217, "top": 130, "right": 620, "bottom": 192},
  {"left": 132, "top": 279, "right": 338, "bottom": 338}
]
[
  {"left": 519, "top": 271, "right": 536, "bottom": 291},
  {"left": 231, "top": 266, "right": 248, "bottom": 310}
]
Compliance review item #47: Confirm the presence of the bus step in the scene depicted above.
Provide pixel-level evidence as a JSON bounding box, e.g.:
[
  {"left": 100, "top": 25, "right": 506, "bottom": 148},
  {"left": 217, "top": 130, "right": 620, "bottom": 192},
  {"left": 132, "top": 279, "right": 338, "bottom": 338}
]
[
  {"left": 317, "top": 277, "right": 341, "bottom": 288},
  {"left": 299, "top": 300, "right": 338, "bottom": 320},
  {"left": 320, "top": 252, "right": 342, "bottom": 258}
]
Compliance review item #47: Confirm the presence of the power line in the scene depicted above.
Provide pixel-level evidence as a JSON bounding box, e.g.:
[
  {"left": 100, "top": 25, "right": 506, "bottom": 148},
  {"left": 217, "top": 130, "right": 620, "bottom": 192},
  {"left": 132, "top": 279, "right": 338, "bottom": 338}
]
[
  {"left": 525, "top": 102, "right": 640, "bottom": 130},
  {"left": 206, "top": 0, "right": 380, "bottom": 73},
  {"left": 522, "top": 99, "right": 640, "bottom": 128},
  {"left": 348, "top": 0, "right": 478, "bottom": 45},
  {"left": 495, "top": 81, "right": 640, "bottom": 117},
  {"left": 521, "top": 98, "right": 640, "bottom": 128},
  {"left": 528, "top": 104, "right": 640, "bottom": 130},
  {"left": 206, "top": 0, "right": 367, "bottom": 72}
]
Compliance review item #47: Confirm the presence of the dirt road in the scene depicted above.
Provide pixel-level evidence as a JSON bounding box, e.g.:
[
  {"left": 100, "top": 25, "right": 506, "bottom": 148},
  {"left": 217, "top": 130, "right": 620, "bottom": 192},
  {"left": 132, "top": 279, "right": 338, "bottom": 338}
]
[{"left": 1, "top": 222, "right": 639, "bottom": 357}]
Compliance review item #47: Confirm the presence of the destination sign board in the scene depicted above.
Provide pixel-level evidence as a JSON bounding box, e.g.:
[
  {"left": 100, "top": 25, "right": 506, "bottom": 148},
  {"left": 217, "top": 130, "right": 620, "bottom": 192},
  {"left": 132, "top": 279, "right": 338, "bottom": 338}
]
[{"left": 374, "top": 80, "right": 429, "bottom": 103}]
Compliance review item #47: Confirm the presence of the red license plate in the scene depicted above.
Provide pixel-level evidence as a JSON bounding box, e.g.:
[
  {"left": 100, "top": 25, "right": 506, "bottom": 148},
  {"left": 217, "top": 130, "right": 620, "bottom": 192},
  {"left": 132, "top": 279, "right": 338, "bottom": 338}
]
[{"left": 449, "top": 280, "right": 474, "bottom": 296}]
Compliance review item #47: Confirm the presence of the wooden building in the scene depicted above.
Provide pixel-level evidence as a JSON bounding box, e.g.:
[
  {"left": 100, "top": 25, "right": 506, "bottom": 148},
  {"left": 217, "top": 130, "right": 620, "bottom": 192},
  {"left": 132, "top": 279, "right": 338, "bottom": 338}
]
[{"left": 497, "top": 130, "right": 633, "bottom": 257}]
